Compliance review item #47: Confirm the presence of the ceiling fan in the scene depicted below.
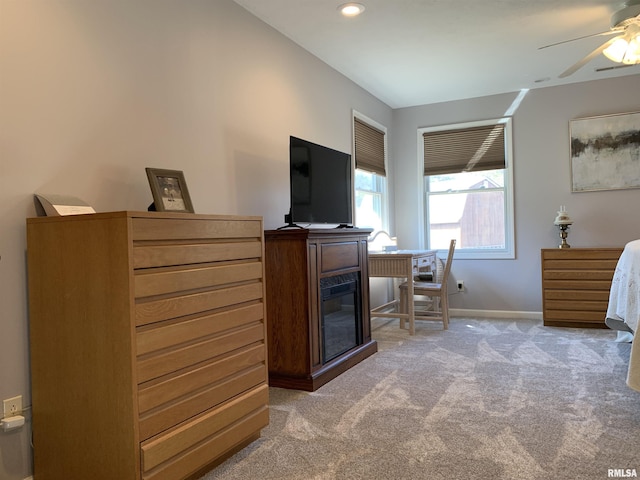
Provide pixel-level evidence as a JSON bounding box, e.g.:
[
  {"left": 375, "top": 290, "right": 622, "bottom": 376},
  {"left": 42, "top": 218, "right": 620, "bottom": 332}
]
[{"left": 540, "top": 0, "right": 640, "bottom": 78}]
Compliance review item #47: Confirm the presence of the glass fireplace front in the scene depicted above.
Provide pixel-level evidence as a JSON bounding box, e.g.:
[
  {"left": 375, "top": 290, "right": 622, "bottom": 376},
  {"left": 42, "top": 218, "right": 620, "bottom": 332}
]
[{"left": 320, "top": 272, "right": 362, "bottom": 364}]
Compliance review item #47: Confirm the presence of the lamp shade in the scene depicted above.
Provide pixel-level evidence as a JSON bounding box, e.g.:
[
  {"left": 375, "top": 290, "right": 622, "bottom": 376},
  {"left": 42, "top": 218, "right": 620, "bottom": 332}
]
[
  {"left": 603, "top": 25, "right": 640, "bottom": 64},
  {"left": 603, "top": 38, "right": 630, "bottom": 63},
  {"left": 554, "top": 206, "right": 572, "bottom": 225}
]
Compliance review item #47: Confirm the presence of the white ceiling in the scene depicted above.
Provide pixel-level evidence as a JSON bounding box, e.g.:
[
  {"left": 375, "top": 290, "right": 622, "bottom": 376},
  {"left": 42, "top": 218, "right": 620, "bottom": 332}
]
[{"left": 232, "top": 0, "right": 640, "bottom": 108}]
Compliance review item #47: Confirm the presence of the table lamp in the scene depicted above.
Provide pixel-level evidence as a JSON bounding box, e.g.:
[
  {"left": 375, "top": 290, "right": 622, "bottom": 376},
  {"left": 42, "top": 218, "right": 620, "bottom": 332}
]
[{"left": 553, "top": 206, "right": 573, "bottom": 249}]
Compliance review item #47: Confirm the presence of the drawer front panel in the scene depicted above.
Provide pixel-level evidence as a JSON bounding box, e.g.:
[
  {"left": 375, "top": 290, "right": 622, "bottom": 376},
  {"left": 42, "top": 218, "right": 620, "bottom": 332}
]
[
  {"left": 544, "top": 290, "right": 610, "bottom": 301},
  {"left": 542, "top": 259, "right": 619, "bottom": 272},
  {"left": 132, "top": 217, "right": 262, "bottom": 242},
  {"left": 542, "top": 279, "right": 614, "bottom": 291},
  {"left": 320, "top": 241, "right": 359, "bottom": 273},
  {"left": 137, "top": 322, "right": 265, "bottom": 383},
  {"left": 368, "top": 257, "right": 410, "bottom": 277},
  {"left": 545, "top": 299, "right": 609, "bottom": 311},
  {"left": 143, "top": 408, "right": 268, "bottom": 480},
  {"left": 138, "top": 344, "right": 266, "bottom": 414},
  {"left": 139, "top": 366, "right": 266, "bottom": 441},
  {"left": 141, "top": 385, "right": 268, "bottom": 472},
  {"left": 135, "top": 261, "right": 263, "bottom": 298},
  {"left": 136, "top": 303, "right": 264, "bottom": 356},
  {"left": 133, "top": 242, "right": 262, "bottom": 269},
  {"left": 413, "top": 255, "right": 436, "bottom": 275},
  {"left": 542, "top": 249, "right": 622, "bottom": 261},
  {"left": 135, "top": 283, "right": 263, "bottom": 326},
  {"left": 415, "top": 256, "right": 433, "bottom": 267},
  {"left": 142, "top": 402, "right": 268, "bottom": 480},
  {"left": 543, "top": 310, "right": 606, "bottom": 323},
  {"left": 543, "top": 270, "right": 615, "bottom": 281}
]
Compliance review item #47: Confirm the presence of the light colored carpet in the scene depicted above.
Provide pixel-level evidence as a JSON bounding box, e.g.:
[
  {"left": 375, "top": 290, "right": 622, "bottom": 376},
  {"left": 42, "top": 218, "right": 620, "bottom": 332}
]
[{"left": 201, "top": 317, "right": 640, "bottom": 480}]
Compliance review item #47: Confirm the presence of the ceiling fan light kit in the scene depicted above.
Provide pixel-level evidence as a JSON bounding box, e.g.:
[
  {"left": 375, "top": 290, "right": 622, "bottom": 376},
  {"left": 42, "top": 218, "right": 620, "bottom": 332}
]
[
  {"left": 603, "top": 24, "right": 640, "bottom": 64},
  {"left": 542, "top": 0, "right": 640, "bottom": 77}
]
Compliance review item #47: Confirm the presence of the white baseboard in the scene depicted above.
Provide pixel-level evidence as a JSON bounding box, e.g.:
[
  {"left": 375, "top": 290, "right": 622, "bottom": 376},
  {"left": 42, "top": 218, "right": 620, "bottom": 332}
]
[
  {"left": 24, "top": 476, "right": 33, "bottom": 480},
  {"left": 450, "top": 308, "right": 543, "bottom": 321}
]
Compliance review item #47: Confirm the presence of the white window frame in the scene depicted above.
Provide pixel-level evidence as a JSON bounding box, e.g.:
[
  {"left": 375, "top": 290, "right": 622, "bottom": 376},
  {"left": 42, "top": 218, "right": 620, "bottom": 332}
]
[
  {"left": 353, "top": 110, "right": 389, "bottom": 234},
  {"left": 419, "top": 117, "right": 515, "bottom": 260}
]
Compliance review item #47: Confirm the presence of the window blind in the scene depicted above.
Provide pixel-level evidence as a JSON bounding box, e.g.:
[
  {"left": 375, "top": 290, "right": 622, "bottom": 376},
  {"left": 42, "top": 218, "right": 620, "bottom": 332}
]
[
  {"left": 423, "top": 123, "right": 505, "bottom": 176},
  {"left": 354, "top": 117, "right": 386, "bottom": 176}
]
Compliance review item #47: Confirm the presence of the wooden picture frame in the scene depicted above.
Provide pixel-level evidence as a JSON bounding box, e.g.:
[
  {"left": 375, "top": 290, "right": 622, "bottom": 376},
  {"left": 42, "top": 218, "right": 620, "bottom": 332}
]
[
  {"left": 570, "top": 111, "right": 640, "bottom": 192},
  {"left": 145, "top": 168, "right": 194, "bottom": 213}
]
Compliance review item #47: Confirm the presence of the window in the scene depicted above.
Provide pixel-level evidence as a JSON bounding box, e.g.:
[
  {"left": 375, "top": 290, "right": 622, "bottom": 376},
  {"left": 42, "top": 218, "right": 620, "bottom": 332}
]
[
  {"left": 353, "top": 113, "right": 388, "bottom": 232},
  {"left": 420, "top": 118, "right": 514, "bottom": 259},
  {"left": 355, "top": 170, "right": 386, "bottom": 232}
]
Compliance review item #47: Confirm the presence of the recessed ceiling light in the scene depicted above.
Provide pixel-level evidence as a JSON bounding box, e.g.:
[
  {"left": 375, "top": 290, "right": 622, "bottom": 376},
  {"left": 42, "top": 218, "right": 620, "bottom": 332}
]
[{"left": 339, "top": 3, "right": 365, "bottom": 17}]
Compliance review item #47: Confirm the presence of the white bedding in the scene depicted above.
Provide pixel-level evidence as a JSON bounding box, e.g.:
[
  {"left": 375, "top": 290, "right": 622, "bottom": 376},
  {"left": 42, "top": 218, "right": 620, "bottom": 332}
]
[{"left": 605, "top": 239, "right": 640, "bottom": 392}]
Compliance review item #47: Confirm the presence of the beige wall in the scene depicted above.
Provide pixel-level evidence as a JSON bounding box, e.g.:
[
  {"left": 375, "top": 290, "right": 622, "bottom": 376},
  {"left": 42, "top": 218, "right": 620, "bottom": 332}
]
[{"left": 0, "top": 1, "right": 390, "bottom": 478}]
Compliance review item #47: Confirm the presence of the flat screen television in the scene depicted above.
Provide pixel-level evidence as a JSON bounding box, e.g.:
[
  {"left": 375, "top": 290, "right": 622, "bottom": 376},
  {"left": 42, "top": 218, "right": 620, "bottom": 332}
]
[{"left": 289, "top": 136, "right": 353, "bottom": 227}]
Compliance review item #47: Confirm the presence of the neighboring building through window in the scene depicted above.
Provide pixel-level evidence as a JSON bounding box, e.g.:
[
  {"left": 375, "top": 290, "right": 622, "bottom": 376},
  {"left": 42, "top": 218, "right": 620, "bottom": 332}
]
[
  {"left": 353, "top": 112, "right": 388, "bottom": 233},
  {"left": 421, "top": 118, "right": 514, "bottom": 259}
]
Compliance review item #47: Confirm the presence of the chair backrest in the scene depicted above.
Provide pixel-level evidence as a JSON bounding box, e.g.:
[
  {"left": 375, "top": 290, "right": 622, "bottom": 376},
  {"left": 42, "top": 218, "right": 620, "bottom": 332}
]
[{"left": 440, "top": 239, "right": 456, "bottom": 287}]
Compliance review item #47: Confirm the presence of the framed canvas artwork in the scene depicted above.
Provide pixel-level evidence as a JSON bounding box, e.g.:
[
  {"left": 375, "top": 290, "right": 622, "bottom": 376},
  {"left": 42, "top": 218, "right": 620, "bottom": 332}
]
[{"left": 570, "top": 111, "right": 640, "bottom": 192}]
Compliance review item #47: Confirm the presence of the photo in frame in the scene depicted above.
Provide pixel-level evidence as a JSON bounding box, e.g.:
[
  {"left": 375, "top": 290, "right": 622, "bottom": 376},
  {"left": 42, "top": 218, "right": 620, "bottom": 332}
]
[
  {"left": 145, "top": 168, "right": 194, "bottom": 213},
  {"left": 570, "top": 111, "right": 640, "bottom": 192}
]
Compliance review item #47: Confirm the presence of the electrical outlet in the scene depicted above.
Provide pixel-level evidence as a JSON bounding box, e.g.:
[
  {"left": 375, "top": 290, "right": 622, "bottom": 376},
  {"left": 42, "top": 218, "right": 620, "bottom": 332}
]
[
  {"left": 3, "top": 395, "right": 22, "bottom": 417},
  {"left": 457, "top": 281, "right": 464, "bottom": 292}
]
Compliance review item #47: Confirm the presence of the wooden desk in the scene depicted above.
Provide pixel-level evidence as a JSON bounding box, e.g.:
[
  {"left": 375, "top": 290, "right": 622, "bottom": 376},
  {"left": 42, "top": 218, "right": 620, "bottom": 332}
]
[{"left": 368, "top": 250, "right": 437, "bottom": 335}]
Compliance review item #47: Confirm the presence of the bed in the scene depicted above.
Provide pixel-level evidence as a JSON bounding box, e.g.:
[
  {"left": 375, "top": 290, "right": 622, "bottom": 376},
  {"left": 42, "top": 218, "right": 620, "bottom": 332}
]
[{"left": 605, "top": 239, "right": 640, "bottom": 392}]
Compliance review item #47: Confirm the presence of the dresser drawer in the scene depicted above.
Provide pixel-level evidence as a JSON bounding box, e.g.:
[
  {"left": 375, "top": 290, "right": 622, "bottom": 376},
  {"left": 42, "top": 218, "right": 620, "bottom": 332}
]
[
  {"left": 136, "top": 303, "right": 264, "bottom": 356},
  {"left": 138, "top": 363, "right": 266, "bottom": 440},
  {"left": 133, "top": 242, "right": 262, "bottom": 269},
  {"left": 140, "top": 384, "right": 269, "bottom": 479},
  {"left": 132, "top": 217, "right": 262, "bottom": 242},
  {"left": 320, "top": 241, "right": 359, "bottom": 273},
  {"left": 135, "top": 261, "right": 263, "bottom": 297},
  {"left": 138, "top": 344, "right": 266, "bottom": 414},
  {"left": 135, "top": 283, "right": 264, "bottom": 326},
  {"left": 137, "top": 322, "right": 265, "bottom": 383},
  {"left": 412, "top": 254, "right": 436, "bottom": 275}
]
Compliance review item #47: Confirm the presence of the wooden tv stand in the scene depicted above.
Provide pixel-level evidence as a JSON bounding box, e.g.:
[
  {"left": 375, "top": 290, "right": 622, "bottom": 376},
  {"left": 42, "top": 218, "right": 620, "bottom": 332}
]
[{"left": 264, "top": 228, "right": 377, "bottom": 391}]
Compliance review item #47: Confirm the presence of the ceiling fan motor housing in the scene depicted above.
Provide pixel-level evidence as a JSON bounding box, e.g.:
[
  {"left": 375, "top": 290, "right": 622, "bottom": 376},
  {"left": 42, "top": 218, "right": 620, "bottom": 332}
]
[{"left": 611, "top": 2, "right": 640, "bottom": 28}]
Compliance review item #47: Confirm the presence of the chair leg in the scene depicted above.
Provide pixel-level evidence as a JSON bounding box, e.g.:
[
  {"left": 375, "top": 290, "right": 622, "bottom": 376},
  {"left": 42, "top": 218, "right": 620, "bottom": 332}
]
[
  {"left": 440, "top": 292, "right": 449, "bottom": 330},
  {"left": 399, "top": 288, "right": 409, "bottom": 329}
]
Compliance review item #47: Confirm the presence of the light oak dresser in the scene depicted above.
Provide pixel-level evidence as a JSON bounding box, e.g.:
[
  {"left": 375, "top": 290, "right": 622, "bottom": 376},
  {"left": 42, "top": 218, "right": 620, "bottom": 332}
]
[
  {"left": 541, "top": 247, "right": 623, "bottom": 328},
  {"left": 27, "top": 211, "right": 268, "bottom": 480}
]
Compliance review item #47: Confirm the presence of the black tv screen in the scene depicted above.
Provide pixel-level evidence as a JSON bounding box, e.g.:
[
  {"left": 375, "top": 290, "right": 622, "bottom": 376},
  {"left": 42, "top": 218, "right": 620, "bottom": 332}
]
[{"left": 289, "top": 136, "right": 353, "bottom": 226}]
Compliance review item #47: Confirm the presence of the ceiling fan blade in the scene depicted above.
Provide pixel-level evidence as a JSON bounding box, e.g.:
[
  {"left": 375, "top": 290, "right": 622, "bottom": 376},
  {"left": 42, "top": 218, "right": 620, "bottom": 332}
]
[
  {"left": 558, "top": 36, "right": 620, "bottom": 78},
  {"left": 539, "top": 29, "right": 621, "bottom": 50}
]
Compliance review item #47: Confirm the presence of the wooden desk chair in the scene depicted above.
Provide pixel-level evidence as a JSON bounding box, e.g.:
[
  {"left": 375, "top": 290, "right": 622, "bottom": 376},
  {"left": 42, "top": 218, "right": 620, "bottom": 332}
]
[{"left": 399, "top": 239, "right": 456, "bottom": 330}]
